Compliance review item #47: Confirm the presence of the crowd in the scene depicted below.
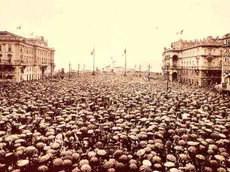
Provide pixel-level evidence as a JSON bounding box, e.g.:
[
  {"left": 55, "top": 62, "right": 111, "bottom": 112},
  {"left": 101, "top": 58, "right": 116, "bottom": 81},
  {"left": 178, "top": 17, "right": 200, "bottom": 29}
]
[{"left": 0, "top": 74, "right": 229, "bottom": 172}]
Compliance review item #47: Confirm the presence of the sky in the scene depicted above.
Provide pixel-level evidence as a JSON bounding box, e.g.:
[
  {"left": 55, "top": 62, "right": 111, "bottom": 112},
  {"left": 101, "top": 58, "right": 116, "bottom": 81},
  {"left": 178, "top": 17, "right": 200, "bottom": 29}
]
[{"left": 1, "top": 0, "right": 230, "bottom": 72}]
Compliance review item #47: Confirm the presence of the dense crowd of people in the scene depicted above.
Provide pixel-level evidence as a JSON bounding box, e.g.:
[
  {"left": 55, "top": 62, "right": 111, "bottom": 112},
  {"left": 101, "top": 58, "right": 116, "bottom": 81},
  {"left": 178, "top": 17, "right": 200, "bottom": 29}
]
[{"left": 0, "top": 74, "right": 229, "bottom": 172}]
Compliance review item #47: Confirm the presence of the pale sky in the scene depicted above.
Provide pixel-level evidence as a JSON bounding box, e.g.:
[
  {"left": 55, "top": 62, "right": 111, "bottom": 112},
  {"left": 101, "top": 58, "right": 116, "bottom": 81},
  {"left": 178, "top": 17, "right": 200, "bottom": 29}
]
[{"left": 1, "top": 0, "right": 230, "bottom": 72}]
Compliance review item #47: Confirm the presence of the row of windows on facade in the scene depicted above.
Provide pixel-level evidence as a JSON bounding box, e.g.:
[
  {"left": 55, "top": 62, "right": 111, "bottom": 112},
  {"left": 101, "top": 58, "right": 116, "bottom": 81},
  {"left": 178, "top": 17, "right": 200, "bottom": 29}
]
[
  {"left": 180, "top": 61, "right": 221, "bottom": 66},
  {"left": 0, "top": 54, "right": 52, "bottom": 64},
  {"left": 21, "top": 56, "right": 52, "bottom": 63},
  {"left": 0, "top": 45, "right": 51, "bottom": 57},
  {"left": 24, "top": 74, "right": 43, "bottom": 81},
  {"left": 0, "top": 54, "right": 12, "bottom": 58},
  {"left": 165, "top": 49, "right": 225, "bottom": 59},
  {"left": 181, "top": 70, "right": 220, "bottom": 76},
  {"left": 20, "top": 47, "right": 51, "bottom": 56},
  {"left": 181, "top": 49, "right": 223, "bottom": 56},
  {"left": 0, "top": 45, "right": 12, "bottom": 52},
  {"left": 25, "top": 67, "right": 46, "bottom": 72},
  {"left": 166, "top": 60, "right": 221, "bottom": 66}
]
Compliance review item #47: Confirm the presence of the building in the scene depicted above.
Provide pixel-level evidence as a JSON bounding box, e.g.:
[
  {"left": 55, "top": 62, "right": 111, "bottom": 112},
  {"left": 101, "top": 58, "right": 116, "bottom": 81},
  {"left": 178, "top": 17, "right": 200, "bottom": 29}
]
[
  {"left": 220, "top": 34, "right": 230, "bottom": 91},
  {"left": 162, "top": 33, "right": 230, "bottom": 86},
  {"left": 114, "top": 66, "right": 123, "bottom": 73},
  {"left": 104, "top": 65, "right": 111, "bottom": 73},
  {"left": 0, "top": 31, "right": 55, "bottom": 82}
]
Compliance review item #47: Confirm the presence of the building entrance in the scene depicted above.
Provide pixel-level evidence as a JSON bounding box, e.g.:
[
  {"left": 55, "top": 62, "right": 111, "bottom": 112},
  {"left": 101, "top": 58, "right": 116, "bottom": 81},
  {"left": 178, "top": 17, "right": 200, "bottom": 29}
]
[{"left": 172, "top": 72, "right": 178, "bottom": 81}]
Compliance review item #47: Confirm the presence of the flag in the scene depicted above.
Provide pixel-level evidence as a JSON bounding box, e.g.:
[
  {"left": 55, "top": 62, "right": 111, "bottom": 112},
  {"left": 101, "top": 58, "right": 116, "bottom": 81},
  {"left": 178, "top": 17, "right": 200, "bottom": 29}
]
[
  {"left": 17, "top": 26, "right": 21, "bottom": 29},
  {"left": 180, "top": 30, "right": 184, "bottom": 34},
  {"left": 91, "top": 48, "right": 94, "bottom": 55},
  {"left": 111, "top": 56, "right": 113, "bottom": 60},
  {"left": 124, "top": 49, "right": 126, "bottom": 54}
]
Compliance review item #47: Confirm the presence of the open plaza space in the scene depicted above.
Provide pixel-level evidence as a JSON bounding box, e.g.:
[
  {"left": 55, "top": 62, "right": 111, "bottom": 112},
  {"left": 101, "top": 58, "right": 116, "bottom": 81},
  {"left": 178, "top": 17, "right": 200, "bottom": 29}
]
[{"left": 0, "top": 74, "right": 229, "bottom": 171}]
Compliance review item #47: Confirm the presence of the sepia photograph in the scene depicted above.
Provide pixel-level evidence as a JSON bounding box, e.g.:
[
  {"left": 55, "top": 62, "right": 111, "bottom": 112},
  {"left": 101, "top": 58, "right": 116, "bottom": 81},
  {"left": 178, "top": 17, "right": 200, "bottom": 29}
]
[{"left": 0, "top": 0, "right": 230, "bottom": 171}]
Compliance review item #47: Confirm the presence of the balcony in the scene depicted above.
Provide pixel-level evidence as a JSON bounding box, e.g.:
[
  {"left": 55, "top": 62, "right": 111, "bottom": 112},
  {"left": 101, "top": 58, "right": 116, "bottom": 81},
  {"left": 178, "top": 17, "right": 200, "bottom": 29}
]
[
  {"left": 0, "top": 71, "right": 16, "bottom": 75},
  {"left": 13, "top": 60, "right": 22, "bottom": 65},
  {"left": 181, "top": 66, "right": 221, "bottom": 70},
  {"left": 0, "top": 59, "right": 12, "bottom": 65},
  {"left": 39, "top": 62, "right": 49, "bottom": 67},
  {"left": 13, "top": 60, "right": 29, "bottom": 66},
  {"left": 198, "top": 66, "right": 221, "bottom": 70},
  {"left": 162, "top": 65, "right": 221, "bottom": 71}
]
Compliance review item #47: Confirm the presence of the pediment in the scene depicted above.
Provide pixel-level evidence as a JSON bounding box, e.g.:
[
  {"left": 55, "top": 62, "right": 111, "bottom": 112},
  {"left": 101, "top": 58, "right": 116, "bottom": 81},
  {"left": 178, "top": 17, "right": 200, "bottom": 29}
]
[{"left": 0, "top": 31, "right": 22, "bottom": 41}]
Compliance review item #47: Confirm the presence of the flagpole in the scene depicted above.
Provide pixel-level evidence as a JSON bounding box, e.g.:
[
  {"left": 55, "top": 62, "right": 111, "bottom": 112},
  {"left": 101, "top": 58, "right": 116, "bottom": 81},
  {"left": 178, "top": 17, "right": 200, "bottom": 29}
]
[
  {"left": 69, "top": 62, "right": 71, "bottom": 78},
  {"left": 124, "top": 46, "right": 127, "bottom": 76},
  {"left": 111, "top": 57, "right": 113, "bottom": 73},
  {"left": 148, "top": 64, "right": 151, "bottom": 81},
  {"left": 92, "top": 45, "right": 95, "bottom": 75},
  {"left": 78, "top": 64, "right": 80, "bottom": 76}
]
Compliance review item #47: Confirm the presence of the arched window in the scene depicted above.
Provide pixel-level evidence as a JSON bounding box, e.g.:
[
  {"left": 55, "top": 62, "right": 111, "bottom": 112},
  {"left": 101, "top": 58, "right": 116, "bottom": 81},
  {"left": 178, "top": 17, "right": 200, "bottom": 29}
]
[
  {"left": 8, "top": 45, "right": 12, "bottom": 52},
  {"left": 7, "top": 54, "right": 12, "bottom": 63}
]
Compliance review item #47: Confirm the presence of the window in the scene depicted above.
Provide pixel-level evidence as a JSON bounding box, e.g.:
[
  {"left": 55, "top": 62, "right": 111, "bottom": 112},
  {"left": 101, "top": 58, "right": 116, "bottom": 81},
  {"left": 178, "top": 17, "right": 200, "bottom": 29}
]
[
  {"left": 0, "top": 45, "right": 1, "bottom": 52},
  {"left": 8, "top": 54, "right": 12, "bottom": 63},
  {"left": 8, "top": 46, "right": 12, "bottom": 52}
]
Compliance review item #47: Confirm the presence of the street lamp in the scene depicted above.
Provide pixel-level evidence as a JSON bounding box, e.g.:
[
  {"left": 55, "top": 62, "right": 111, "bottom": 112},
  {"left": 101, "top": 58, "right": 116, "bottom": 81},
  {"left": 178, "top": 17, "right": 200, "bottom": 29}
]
[
  {"left": 222, "top": 51, "right": 230, "bottom": 88},
  {"left": 147, "top": 64, "right": 151, "bottom": 81},
  {"left": 124, "top": 53, "right": 127, "bottom": 76},
  {"left": 139, "top": 64, "right": 141, "bottom": 77},
  {"left": 69, "top": 62, "right": 71, "bottom": 78},
  {"left": 166, "top": 64, "right": 170, "bottom": 91},
  {"left": 222, "top": 41, "right": 227, "bottom": 84}
]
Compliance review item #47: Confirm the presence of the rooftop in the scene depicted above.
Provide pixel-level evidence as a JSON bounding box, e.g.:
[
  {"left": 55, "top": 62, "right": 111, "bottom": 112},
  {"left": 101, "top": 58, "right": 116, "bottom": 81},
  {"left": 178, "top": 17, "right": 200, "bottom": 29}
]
[
  {"left": 0, "top": 31, "right": 53, "bottom": 50},
  {"left": 164, "top": 33, "right": 230, "bottom": 52}
]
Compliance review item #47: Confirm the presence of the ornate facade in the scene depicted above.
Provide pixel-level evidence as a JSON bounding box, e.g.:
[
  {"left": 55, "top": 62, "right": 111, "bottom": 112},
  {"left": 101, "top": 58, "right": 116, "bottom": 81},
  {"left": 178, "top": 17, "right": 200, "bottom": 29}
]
[
  {"left": 0, "top": 31, "right": 55, "bottom": 82},
  {"left": 162, "top": 33, "right": 230, "bottom": 87}
]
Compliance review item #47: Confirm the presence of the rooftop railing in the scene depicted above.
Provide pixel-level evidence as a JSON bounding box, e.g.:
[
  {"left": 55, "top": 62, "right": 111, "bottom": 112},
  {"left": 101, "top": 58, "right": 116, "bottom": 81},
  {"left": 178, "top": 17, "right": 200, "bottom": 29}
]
[{"left": 162, "top": 65, "right": 221, "bottom": 70}]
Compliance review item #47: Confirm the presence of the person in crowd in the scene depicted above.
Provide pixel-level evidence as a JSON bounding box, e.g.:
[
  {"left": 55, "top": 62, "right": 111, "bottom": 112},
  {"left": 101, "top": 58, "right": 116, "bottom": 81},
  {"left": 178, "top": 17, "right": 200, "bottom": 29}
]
[{"left": 0, "top": 73, "right": 229, "bottom": 172}]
